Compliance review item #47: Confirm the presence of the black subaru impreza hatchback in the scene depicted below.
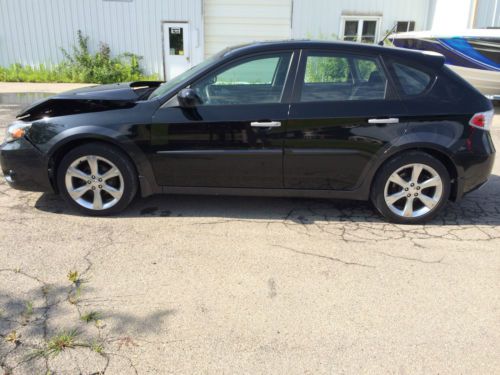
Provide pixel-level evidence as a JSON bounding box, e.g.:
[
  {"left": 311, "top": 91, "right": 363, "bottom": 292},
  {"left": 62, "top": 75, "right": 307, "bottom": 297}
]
[{"left": 0, "top": 41, "right": 495, "bottom": 223}]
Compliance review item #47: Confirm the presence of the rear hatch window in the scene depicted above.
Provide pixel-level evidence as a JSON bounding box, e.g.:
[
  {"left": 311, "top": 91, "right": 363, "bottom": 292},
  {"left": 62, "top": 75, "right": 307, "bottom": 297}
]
[{"left": 392, "top": 62, "right": 432, "bottom": 96}]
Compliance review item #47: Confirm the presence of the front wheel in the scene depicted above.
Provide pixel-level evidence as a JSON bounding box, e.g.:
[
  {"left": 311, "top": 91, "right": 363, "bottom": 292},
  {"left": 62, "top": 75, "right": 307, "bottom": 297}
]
[
  {"left": 371, "top": 151, "right": 451, "bottom": 224},
  {"left": 56, "top": 143, "right": 138, "bottom": 216}
]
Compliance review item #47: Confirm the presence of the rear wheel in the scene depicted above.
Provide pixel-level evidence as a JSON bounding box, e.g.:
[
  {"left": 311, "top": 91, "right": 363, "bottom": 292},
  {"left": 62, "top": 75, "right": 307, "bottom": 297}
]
[
  {"left": 57, "top": 143, "right": 137, "bottom": 215},
  {"left": 371, "top": 151, "right": 450, "bottom": 224}
]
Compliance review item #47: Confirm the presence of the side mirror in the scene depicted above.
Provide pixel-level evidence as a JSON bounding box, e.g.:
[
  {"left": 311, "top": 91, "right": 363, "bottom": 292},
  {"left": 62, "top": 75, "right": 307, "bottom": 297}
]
[{"left": 177, "top": 88, "right": 201, "bottom": 108}]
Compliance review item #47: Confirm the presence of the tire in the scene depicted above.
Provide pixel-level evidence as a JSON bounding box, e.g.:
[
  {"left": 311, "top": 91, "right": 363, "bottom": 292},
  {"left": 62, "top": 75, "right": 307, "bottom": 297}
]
[
  {"left": 371, "top": 151, "right": 451, "bottom": 224},
  {"left": 56, "top": 142, "right": 138, "bottom": 216}
]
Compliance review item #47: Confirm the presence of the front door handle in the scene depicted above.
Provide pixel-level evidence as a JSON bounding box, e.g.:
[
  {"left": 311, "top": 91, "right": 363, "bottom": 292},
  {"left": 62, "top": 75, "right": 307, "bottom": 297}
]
[
  {"left": 368, "top": 118, "right": 399, "bottom": 124},
  {"left": 250, "top": 121, "right": 281, "bottom": 128}
]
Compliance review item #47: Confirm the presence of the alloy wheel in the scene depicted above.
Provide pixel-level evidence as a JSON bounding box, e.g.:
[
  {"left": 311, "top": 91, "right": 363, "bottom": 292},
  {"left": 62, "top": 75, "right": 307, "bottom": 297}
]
[
  {"left": 383, "top": 163, "right": 443, "bottom": 218},
  {"left": 64, "top": 155, "right": 124, "bottom": 210}
]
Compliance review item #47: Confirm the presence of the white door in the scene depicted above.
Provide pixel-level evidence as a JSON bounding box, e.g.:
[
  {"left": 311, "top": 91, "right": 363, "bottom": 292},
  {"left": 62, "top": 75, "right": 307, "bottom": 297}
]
[
  {"left": 204, "top": 0, "right": 292, "bottom": 57},
  {"left": 163, "top": 22, "right": 191, "bottom": 80}
]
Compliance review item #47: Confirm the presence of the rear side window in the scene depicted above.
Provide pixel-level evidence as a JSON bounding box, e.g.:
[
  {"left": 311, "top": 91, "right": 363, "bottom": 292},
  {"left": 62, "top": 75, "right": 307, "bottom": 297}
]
[
  {"left": 304, "top": 56, "right": 351, "bottom": 83},
  {"left": 355, "top": 58, "right": 379, "bottom": 81},
  {"left": 300, "top": 53, "right": 388, "bottom": 102},
  {"left": 392, "top": 62, "right": 432, "bottom": 96}
]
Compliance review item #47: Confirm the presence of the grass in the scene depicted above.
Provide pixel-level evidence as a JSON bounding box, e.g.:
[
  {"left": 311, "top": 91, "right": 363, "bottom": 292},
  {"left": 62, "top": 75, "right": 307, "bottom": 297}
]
[
  {"left": 28, "top": 330, "right": 107, "bottom": 359},
  {"left": 67, "top": 270, "right": 83, "bottom": 304},
  {"left": 67, "top": 270, "right": 80, "bottom": 284},
  {"left": 90, "top": 341, "right": 104, "bottom": 354},
  {"left": 0, "top": 30, "right": 158, "bottom": 84},
  {"left": 80, "top": 311, "right": 101, "bottom": 324},
  {"left": 24, "top": 301, "right": 34, "bottom": 316},
  {"left": 46, "top": 330, "right": 79, "bottom": 355},
  {"left": 29, "top": 330, "right": 80, "bottom": 358},
  {"left": 21, "top": 301, "right": 34, "bottom": 325},
  {"left": 5, "top": 330, "right": 20, "bottom": 345}
]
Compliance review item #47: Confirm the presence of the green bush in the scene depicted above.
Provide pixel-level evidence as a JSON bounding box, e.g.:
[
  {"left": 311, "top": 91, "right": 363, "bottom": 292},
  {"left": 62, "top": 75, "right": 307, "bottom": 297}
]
[
  {"left": 305, "top": 56, "right": 349, "bottom": 83},
  {"left": 0, "top": 30, "right": 158, "bottom": 84}
]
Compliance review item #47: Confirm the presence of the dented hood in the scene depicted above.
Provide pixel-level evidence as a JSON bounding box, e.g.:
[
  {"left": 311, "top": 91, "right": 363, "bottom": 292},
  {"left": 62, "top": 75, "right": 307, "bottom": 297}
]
[{"left": 17, "top": 81, "right": 163, "bottom": 120}]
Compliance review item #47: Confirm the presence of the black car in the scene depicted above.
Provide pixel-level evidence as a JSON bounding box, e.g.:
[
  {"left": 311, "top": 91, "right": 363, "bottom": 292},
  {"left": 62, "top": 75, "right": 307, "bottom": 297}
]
[{"left": 0, "top": 41, "right": 495, "bottom": 223}]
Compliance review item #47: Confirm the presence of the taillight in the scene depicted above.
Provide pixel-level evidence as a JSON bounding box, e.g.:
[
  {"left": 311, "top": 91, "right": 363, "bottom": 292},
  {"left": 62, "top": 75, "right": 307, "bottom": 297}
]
[{"left": 469, "top": 109, "right": 494, "bottom": 131}]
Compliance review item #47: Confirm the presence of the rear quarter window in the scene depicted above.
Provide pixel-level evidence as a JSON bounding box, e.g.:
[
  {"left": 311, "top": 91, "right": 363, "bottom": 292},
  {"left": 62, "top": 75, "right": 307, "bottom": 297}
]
[{"left": 392, "top": 62, "right": 432, "bottom": 96}]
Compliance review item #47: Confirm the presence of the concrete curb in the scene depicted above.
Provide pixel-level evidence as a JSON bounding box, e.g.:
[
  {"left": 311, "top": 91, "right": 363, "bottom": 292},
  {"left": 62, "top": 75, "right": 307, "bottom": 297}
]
[{"left": 0, "top": 82, "right": 96, "bottom": 94}]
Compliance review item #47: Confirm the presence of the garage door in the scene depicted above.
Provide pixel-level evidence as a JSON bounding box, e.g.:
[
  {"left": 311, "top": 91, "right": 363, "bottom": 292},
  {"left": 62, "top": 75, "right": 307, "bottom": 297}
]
[{"left": 204, "top": 0, "right": 292, "bottom": 56}]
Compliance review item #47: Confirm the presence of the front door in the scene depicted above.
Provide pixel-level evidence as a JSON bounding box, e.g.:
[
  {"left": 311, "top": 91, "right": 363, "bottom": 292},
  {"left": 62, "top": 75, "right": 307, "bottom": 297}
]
[
  {"left": 151, "top": 51, "right": 295, "bottom": 188},
  {"left": 163, "top": 22, "right": 191, "bottom": 80},
  {"left": 285, "top": 50, "right": 407, "bottom": 190}
]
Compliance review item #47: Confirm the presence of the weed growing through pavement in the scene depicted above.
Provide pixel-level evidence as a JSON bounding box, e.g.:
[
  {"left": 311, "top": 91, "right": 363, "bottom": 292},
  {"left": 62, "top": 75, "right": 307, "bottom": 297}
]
[
  {"left": 80, "top": 311, "right": 101, "bottom": 324},
  {"left": 27, "top": 330, "right": 82, "bottom": 359},
  {"left": 67, "top": 270, "right": 80, "bottom": 284},
  {"left": 5, "top": 330, "right": 21, "bottom": 345},
  {"left": 90, "top": 341, "right": 105, "bottom": 354}
]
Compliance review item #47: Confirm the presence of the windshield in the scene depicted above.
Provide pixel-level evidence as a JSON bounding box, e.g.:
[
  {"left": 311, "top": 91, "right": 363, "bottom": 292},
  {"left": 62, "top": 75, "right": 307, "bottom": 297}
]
[{"left": 148, "top": 55, "right": 221, "bottom": 100}]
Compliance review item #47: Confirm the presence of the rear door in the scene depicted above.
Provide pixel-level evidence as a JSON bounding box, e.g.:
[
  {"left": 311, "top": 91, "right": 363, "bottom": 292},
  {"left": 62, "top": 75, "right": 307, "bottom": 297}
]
[
  {"left": 150, "top": 51, "right": 296, "bottom": 188},
  {"left": 285, "top": 49, "right": 408, "bottom": 190}
]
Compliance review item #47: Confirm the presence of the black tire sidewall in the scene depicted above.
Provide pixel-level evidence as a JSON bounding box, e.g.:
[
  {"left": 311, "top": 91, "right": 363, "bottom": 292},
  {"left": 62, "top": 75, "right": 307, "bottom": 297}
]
[
  {"left": 56, "top": 142, "right": 137, "bottom": 216},
  {"left": 371, "top": 152, "right": 451, "bottom": 224}
]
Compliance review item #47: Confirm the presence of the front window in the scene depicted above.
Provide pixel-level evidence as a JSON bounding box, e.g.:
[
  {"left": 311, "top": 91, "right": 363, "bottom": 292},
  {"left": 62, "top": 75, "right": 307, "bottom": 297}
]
[
  {"left": 340, "top": 16, "right": 381, "bottom": 44},
  {"left": 300, "top": 52, "right": 388, "bottom": 102},
  {"left": 148, "top": 54, "right": 220, "bottom": 100},
  {"left": 190, "top": 52, "right": 292, "bottom": 106}
]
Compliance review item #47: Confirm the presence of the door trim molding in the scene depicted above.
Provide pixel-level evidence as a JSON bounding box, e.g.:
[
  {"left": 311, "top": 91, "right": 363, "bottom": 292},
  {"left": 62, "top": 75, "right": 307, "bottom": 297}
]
[{"left": 157, "top": 149, "right": 282, "bottom": 155}]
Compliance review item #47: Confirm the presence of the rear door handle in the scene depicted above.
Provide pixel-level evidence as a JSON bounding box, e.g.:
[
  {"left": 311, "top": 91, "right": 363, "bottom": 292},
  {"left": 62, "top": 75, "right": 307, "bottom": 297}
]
[
  {"left": 250, "top": 121, "right": 281, "bottom": 128},
  {"left": 368, "top": 118, "right": 399, "bottom": 124}
]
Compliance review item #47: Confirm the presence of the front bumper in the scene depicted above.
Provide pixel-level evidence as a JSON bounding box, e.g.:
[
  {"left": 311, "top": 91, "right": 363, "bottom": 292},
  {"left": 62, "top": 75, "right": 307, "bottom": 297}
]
[{"left": 0, "top": 137, "right": 53, "bottom": 192}]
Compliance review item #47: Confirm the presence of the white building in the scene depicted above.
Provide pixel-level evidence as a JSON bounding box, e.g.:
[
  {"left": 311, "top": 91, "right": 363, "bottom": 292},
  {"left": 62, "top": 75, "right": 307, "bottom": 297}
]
[{"left": 0, "top": 0, "right": 498, "bottom": 80}]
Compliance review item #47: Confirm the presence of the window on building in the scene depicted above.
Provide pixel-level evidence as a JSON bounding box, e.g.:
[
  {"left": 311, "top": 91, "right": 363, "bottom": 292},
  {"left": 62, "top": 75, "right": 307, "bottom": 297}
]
[
  {"left": 396, "top": 21, "right": 416, "bottom": 33},
  {"left": 340, "top": 17, "right": 381, "bottom": 44},
  {"left": 169, "top": 27, "right": 184, "bottom": 55}
]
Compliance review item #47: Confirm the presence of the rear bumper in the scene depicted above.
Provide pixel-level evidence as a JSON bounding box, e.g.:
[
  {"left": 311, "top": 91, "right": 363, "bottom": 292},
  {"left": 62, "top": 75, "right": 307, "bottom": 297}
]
[
  {"left": 454, "top": 128, "right": 496, "bottom": 200},
  {"left": 0, "top": 138, "right": 53, "bottom": 192},
  {"left": 461, "top": 153, "right": 495, "bottom": 195}
]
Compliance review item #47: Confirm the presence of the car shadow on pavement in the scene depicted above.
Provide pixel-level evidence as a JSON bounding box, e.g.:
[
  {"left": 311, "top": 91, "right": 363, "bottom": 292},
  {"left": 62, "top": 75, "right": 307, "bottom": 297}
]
[{"left": 33, "top": 174, "right": 500, "bottom": 226}]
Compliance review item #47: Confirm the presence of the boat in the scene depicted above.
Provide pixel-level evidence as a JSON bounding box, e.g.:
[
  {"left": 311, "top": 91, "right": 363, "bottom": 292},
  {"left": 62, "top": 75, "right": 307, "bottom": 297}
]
[{"left": 388, "top": 29, "right": 500, "bottom": 99}]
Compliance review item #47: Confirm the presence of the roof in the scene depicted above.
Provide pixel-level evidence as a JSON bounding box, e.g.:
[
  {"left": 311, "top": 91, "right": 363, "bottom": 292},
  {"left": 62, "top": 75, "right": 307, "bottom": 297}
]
[
  {"left": 390, "top": 28, "right": 500, "bottom": 39},
  {"left": 223, "top": 39, "right": 390, "bottom": 55},
  {"left": 220, "top": 39, "right": 445, "bottom": 67}
]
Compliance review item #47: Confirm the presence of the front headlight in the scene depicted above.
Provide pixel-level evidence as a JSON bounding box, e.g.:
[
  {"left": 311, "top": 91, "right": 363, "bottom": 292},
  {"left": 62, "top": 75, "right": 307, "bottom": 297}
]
[{"left": 4, "top": 121, "right": 32, "bottom": 143}]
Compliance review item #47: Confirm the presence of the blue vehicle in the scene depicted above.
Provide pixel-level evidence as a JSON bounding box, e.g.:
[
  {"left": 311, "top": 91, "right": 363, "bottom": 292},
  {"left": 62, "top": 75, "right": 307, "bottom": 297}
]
[{"left": 390, "top": 29, "right": 500, "bottom": 98}]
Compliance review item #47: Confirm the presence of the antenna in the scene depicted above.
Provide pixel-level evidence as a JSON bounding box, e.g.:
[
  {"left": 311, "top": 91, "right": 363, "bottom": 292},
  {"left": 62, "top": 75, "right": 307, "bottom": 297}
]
[{"left": 378, "top": 23, "right": 399, "bottom": 46}]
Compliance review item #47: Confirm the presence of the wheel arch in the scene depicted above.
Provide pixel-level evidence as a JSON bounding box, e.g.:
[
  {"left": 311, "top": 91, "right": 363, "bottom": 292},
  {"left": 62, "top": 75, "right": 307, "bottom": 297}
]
[{"left": 47, "top": 132, "right": 158, "bottom": 197}]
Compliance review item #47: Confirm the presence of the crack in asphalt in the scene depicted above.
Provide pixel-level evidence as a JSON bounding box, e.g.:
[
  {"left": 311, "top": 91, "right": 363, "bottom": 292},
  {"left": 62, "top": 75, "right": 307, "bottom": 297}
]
[{"left": 273, "top": 245, "right": 375, "bottom": 268}]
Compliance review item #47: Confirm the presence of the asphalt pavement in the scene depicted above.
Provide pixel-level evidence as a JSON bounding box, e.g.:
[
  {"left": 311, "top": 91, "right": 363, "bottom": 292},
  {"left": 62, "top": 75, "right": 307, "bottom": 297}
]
[{"left": 0, "top": 103, "right": 499, "bottom": 374}]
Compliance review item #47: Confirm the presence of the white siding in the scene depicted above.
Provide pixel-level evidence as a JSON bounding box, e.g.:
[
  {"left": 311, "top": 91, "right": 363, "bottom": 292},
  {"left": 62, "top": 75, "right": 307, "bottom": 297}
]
[
  {"left": 430, "top": 0, "right": 475, "bottom": 30},
  {"left": 204, "top": 0, "right": 291, "bottom": 57},
  {"left": 474, "top": 0, "right": 500, "bottom": 28},
  {"left": 292, "top": 0, "right": 431, "bottom": 41},
  {"left": 0, "top": 0, "right": 204, "bottom": 79}
]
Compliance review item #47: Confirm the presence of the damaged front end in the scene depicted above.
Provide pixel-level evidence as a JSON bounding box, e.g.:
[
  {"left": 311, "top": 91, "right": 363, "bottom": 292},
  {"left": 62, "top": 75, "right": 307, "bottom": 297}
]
[{"left": 16, "top": 81, "right": 163, "bottom": 121}]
